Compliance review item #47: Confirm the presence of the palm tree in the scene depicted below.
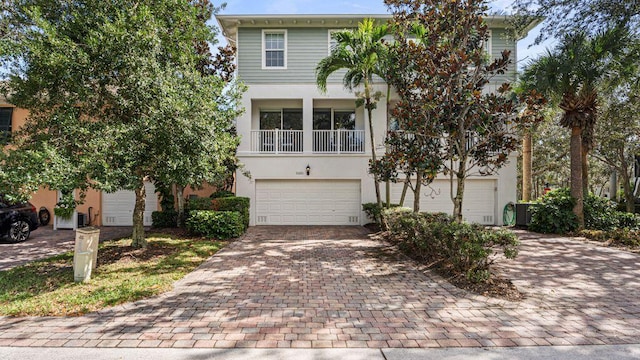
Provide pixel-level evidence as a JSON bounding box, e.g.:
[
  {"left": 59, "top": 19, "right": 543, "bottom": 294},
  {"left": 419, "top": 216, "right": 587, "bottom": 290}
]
[
  {"left": 521, "top": 28, "right": 628, "bottom": 228},
  {"left": 316, "top": 18, "right": 389, "bottom": 207}
]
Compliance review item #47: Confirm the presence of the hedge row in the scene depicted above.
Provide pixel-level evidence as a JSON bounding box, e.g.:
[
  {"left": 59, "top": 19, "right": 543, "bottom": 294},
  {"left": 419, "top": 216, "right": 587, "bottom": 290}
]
[
  {"left": 152, "top": 195, "right": 250, "bottom": 240},
  {"left": 383, "top": 208, "right": 519, "bottom": 283},
  {"left": 186, "top": 211, "right": 244, "bottom": 240}
]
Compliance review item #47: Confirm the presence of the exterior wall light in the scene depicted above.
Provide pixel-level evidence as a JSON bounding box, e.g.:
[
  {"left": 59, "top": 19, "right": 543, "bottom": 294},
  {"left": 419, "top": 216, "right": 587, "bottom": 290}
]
[{"left": 306, "top": 164, "right": 311, "bottom": 176}]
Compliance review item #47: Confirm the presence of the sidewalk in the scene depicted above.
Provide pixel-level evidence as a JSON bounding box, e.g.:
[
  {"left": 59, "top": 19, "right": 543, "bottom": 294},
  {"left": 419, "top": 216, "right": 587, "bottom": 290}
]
[{"left": 1, "top": 345, "right": 639, "bottom": 359}]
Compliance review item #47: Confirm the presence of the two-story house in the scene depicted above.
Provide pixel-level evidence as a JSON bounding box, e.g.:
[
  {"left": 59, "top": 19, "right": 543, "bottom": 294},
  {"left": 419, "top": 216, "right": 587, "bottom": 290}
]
[{"left": 217, "top": 14, "right": 540, "bottom": 227}]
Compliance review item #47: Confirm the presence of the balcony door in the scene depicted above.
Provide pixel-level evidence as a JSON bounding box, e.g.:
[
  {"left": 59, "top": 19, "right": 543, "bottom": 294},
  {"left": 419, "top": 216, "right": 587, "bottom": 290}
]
[{"left": 259, "top": 109, "right": 302, "bottom": 152}]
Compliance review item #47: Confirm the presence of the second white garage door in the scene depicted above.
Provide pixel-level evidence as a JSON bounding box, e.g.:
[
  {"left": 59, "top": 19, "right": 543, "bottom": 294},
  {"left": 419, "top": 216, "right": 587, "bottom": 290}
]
[
  {"left": 255, "top": 180, "right": 361, "bottom": 225},
  {"left": 102, "top": 182, "right": 158, "bottom": 226},
  {"left": 390, "top": 179, "right": 496, "bottom": 225}
]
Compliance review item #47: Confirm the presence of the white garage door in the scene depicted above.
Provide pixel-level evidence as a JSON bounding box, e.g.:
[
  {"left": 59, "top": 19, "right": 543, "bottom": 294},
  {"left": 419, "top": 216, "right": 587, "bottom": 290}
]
[
  {"left": 102, "top": 182, "right": 158, "bottom": 226},
  {"left": 390, "top": 179, "right": 496, "bottom": 224},
  {"left": 256, "top": 180, "right": 361, "bottom": 225}
]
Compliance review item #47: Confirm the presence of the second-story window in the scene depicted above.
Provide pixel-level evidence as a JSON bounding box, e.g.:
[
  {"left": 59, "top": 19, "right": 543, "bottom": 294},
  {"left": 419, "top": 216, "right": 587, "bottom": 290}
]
[
  {"left": 0, "top": 107, "right": 13, "bottom": 145},
  {"left": 313, "top": 109, "right": 355, "bottom": 130},
  {"left": 260, "top": 109, "right": 302, "bottom": 130},
  {"left": 263, "top": 30, "right": 287, "bottom": 69}
]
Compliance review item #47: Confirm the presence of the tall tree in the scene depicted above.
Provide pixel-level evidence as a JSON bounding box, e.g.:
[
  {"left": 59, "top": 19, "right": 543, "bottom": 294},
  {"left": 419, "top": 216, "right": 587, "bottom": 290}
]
[
  {"left": 593, "top": 87, "right": 640, "bottom": 212},
  {"left": 316, "top": 18, "right": 389, "bottom": 207},
  {"left": 383, "top": 0, "right": 528, "bottom": 222},
  {"left": 0, "top": 0, "right": 241, "bottom": 247},
  {"left": 513, "top": 0, "right": 640, "bottom": 44},
  {"left": 516, "top": 89, "right": 548, "bottom": 202},
  {"left": 521, "top": 28, "right": 631, "bottom": 228}
]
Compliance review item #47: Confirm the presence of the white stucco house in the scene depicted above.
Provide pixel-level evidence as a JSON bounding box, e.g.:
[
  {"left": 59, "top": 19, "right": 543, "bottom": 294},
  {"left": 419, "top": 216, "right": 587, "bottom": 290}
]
[{"left": 216, "top": 14, "right": 541, "bottom": 226}]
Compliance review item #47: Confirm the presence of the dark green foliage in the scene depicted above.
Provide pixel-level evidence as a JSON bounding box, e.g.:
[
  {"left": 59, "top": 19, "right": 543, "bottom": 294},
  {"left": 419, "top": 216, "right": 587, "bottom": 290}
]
[
  {"left": 187, "top": 197, "right": 214, "bottom": 211},
  {"left": 530, "top": 188, "right": 640, "bottom": 233},
  {"left": 584, "top": 194, "right": 619, "bottom": 231},
  {"left": 186, "top": 211, "right": 244, "bottom": 240},
  {"left": 151, "top": 210, "right": 177, "bottom": 228},
  {"left": 155, "top": 182, "right": 175, "bottom": 212},
  {"left": 615, "top": 212, "right": 640, "bottom": 230},
  {"left": 383, "top": 210, "right": 519, "bottom": 283},
  {"left": 362, "top": 202, "right": 399, "bottom": 225},
  {"left": 210, "top": 190, "right": 234, "bottom": 199},
  {"left": 529, "top": 188, "right": 578, "bottom": 233},
  {"left": 212, "top": 197, "right": 250, "bottom": 230}
]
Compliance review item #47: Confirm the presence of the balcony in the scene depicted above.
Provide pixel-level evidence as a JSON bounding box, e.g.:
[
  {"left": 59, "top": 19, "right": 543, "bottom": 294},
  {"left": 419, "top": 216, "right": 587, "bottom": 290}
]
[
  {"left": 249, "top": 129, "right": 365, "bottom": 154},
  {"left": 313, "top": 129, "right": 364, "bottom": 154},
  {"left": 251, "top": 129, "right": 303, "bottom": 153}
]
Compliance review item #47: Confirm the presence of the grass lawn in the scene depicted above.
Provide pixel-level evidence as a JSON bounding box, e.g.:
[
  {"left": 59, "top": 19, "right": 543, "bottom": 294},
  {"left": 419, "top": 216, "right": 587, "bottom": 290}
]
[{"left": 0, "top": 233, "right": 225, "bottom": 316}]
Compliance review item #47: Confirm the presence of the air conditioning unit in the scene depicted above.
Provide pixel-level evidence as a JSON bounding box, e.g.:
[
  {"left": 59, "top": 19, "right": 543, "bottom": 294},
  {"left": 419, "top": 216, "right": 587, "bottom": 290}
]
[
  {"left": 515, "top": 203, "right": 533, "bottom": 227},
  {"left": 77, "top": 212, "right": 88, "bottom": 228}
]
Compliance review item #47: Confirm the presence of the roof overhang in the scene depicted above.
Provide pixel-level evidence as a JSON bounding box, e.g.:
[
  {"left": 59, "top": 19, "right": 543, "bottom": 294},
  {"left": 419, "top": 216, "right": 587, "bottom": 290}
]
[{"left": 215, "top": 14, "right": 543, "bottom": 43}]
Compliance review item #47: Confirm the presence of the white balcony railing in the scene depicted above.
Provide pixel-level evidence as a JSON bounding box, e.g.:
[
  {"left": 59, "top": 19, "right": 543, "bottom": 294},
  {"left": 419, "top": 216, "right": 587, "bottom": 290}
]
[
  {"left": 250, "top": 129, "right": 303, "bottom": 153},
  {"left": 249, "top": 129, "right": 365, "bottom": 154},
  {"left": 313, "top": 130, "right": 365, "bottom": 153}
]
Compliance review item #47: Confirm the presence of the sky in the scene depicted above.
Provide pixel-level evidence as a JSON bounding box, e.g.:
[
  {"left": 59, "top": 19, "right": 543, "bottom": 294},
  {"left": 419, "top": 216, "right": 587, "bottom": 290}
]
[{"left": 215, "top": 0, "right": 554, "bottom": 70}]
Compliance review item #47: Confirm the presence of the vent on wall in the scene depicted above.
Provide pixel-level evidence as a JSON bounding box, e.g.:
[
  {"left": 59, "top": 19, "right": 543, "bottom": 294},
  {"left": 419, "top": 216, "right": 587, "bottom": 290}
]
[
  {"left": 105, "top": 216, "right": 116, "bottom": 224},
  {"left": 257, "top": 216, "right": 267, "bottom": 224},
  {"left": 349, "top": 216, "right": 359, "bottom": 223},
  {"left": 483, "top": 215, "right": 494, "bottom": 224}
]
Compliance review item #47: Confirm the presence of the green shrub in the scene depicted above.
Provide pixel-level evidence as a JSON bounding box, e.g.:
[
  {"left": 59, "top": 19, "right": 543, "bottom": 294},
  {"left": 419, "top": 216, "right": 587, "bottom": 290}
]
[
  {"left": 210, "top": 190, "right": 235, "bottom": 199},
  {"left": 362, "top": 202, "right": 399, "bottom": 225},
  {"left": 187, "top": 197, "right": 214, "bottom": 211},
  {"left": 151, "top": 210, "right": 177, "bottom": 228},
  {"left": 530, "top": 188, "right": 639, "bottom": 234},
  {"left": 584, "top": 195, "right": 618, "bottom": 231},
  {"left": 614, "top": 211, "right": 640, "bottom": 230},
  {"left": 186, "top": 211, "right": 244, "bottom": 240},
  {"left": 385, "top": 211, "right": 519, "bottom": 283},
  {"left": 529, "top": 188, "right": 578, "bottom": 233},
  {"left": 212, "top": 197, "right": 250, "bottom": 230}
]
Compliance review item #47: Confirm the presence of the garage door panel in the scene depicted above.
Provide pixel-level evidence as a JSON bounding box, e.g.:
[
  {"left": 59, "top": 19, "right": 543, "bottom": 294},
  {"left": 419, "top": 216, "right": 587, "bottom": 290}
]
[
  {"left": 390, "top": 179, "right": 495, "bottom": 225},
  {"left": 102, "top": 182, "right": 157, "bottom": 226},
  {"left": 256, "top": 180, "right": 361, "bottom": 225}
]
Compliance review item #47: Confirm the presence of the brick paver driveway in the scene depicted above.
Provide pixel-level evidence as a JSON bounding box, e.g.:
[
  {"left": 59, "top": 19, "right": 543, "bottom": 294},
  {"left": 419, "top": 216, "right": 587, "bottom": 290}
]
[{"left": 0, "top": 226, "right": 639, "bottom": 348}]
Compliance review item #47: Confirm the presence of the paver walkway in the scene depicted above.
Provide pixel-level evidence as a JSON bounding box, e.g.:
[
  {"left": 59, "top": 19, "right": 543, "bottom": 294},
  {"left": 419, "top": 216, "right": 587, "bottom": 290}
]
[{"left": 0, "top": 226, "right": 639, "bottom": 349}]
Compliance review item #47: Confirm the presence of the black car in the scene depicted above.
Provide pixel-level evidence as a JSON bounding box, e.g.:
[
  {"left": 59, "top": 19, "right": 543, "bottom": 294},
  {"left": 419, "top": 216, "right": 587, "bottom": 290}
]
[{"left": 0, "top": 198, "right": 39, "bottom": 243}]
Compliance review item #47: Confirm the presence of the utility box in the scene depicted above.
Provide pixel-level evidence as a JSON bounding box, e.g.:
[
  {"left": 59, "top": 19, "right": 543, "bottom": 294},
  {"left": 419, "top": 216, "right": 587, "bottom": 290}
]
[
  {"left": 515, "top": 203, "right": 533, "bottom": 227},
  {"left": 73, "top": 227, "right": 100, "bottom": 283}
]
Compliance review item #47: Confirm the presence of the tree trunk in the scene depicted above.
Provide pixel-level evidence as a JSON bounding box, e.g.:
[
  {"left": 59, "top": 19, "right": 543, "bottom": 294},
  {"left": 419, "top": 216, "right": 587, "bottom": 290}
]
[
  {"left": 131, "top": 181, "right": 147, "bottom": 248},
  {"left": 618, "top": 155, "right": 635, "bottom": 213},
  {"left": 399, "top": 174, "right": 410, "bottom": 207},
  {"left": 176, "top": 185, "right": 186, "bottom": 228},
  {"left": 621, "top": 172, "right": 635, "bottom": 213},
  {"left": 570, "top": 126, "right": 584, "bottom": 229},
  {"left": 522, "top": 131, "right": 532, "bottom": 202},
  {"left": 609, "top": 170, "right": 617, "bottom": 202},
  {"left": 413, "top": 171, "right": 422, "bottom": 212},
  {"left": 452, "top": 174, "right": 465, "bottom": 223},
  {"left": 385, "top": 84, "right": 391, "bottom": 207},
  {"left": 582, "top": 147, "right": 589, "bottom": 197},
  {"left": 364, "top": 82, "right": 381, "bottom": 207}
]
